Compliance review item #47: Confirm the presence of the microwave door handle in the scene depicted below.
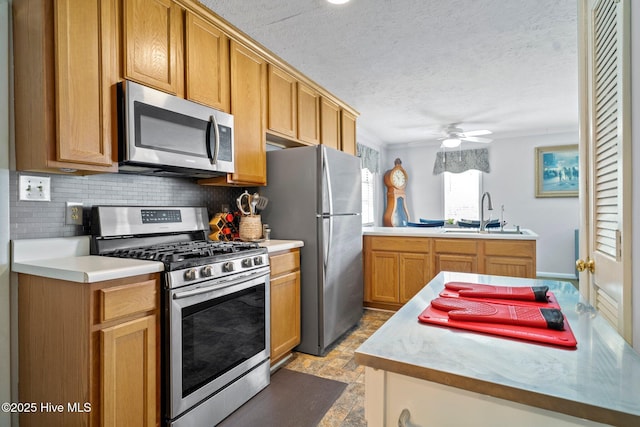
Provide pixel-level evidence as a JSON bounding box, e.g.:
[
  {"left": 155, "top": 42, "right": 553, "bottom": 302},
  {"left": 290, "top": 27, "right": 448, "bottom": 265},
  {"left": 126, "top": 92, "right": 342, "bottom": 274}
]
[{"left": 206, "top": 114, "right": 221, "bottom": 165}]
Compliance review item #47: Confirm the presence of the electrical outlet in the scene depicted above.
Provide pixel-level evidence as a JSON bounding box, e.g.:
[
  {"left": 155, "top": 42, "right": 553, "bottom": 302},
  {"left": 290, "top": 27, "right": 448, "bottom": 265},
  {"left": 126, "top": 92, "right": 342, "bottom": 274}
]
[
  {"left": 66, "top": 202, "right": 84, "bottom": 225},
  {"left": 19, "top": 175, "right": 51, "bottom": 201}
]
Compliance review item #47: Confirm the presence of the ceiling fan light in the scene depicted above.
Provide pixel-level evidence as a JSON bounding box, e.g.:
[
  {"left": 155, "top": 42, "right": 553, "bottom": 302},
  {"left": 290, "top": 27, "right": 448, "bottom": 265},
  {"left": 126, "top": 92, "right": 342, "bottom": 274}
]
[{"left": 442, "top": 138, "right": 461, "bottom": 148}]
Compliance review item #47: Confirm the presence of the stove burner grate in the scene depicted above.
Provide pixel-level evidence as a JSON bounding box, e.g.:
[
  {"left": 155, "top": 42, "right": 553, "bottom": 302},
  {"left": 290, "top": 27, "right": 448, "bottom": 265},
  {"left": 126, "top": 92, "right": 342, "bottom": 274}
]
[{"left": 107, "top": 240, "right": 261, "bottom": 263}]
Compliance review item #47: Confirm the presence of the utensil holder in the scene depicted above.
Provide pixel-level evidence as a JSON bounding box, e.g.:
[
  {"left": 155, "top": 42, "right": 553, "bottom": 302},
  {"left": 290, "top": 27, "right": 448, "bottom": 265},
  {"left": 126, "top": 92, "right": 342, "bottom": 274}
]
[{"left": 239, "top": 215, "right": 262, "bottom": 241}]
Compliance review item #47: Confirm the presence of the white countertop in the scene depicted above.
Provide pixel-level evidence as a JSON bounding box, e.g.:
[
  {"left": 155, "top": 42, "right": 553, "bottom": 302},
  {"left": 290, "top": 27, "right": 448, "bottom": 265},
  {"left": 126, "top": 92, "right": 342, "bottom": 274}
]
[
  {"left": 363, "top": 226, "right": 538, "bottom": 240},
  {"left": 258, "top": 239, "right": 304, "bottom": 253},
  {"left": 11, "top": 236, "right": 164, "bottom": 283},
  {"left": 355, "top": 271, "right": 640, "bottom": 426},
  {"left": 11, "top": 236, "right": 304, "bottom": 283}
]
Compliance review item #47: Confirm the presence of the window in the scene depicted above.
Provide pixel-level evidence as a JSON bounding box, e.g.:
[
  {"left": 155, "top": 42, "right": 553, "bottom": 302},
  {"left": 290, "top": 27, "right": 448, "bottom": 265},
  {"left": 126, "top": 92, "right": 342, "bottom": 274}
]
[
  {"left": 443, "top": 170, "right": 482, "bottom": 221},
  {"left": 361, "top": 168, "right": 375, "bottom": 225}
]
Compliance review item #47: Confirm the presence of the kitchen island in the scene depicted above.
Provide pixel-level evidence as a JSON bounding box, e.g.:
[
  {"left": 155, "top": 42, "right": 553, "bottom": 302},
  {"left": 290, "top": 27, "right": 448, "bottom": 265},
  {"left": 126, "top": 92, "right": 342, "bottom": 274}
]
[
  {"left": 363, "top": 227, "right": 538, "bottom": 310},
  {"left": 355, "top": 272, "right": 640, "bottom": 427}
]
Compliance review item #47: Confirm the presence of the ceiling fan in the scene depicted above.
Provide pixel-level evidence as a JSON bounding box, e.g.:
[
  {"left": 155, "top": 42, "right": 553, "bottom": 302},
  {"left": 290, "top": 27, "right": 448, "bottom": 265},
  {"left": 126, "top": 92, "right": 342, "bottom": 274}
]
[{"left": 437, "top": 124, "right": 493, "bottom": 148}]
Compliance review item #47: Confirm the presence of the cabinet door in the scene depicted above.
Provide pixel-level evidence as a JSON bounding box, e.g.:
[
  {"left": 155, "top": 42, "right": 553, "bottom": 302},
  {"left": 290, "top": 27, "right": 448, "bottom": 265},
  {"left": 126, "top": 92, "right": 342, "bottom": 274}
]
[
  {"left": 228, "top": 41, "right": 267, "bottom": 185},
  {"left": 399, "top": 253, "right": 431, "bottom": 303},
  {"left": 185, "top": 12, "right": 230, "bottom": 111},
  {"left": 340, "top": 110, "right": 357, "bottom": 155},
  {"left": 297, "top": 82, "right": 320, "bottom": 145},
  {"left": 270, "top": 271, "right": 301, "bottom": 362},
  {"left": 483, "top": 240, "right": 536, "bottom": 278},
  {"left": 123, "top": 0, "right": 183, "bottom": 95},
  {"left": 54, "top": 0, "right": 117, "bottom": 167},
  {"left": 485, "top": 256, "right": 534, "bottom": 278},
  {"left": 101, "top": 315, "right": 157, "bottom": 427},
  {"left": 368, "top": 251, "right": 399, "bottom": 303},
  {"left": 267, "top": 65, "right": 297, "bottom": 138},
  {"left": 320, "top": 97, "right": 341, "bottom": 150},
  {"left": 15, "top": 0, "right": 117, "bottom": 171},
  {"left": 435, "top": 253, "right": 477, "bottom": 274}
]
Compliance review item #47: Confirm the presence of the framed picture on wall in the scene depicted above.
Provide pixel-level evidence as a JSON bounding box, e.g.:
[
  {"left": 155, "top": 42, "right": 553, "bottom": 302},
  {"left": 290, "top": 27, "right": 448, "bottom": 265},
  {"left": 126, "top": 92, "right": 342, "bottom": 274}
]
[{"left": 535, "top": 145, "right": 579, "bottom": 198}]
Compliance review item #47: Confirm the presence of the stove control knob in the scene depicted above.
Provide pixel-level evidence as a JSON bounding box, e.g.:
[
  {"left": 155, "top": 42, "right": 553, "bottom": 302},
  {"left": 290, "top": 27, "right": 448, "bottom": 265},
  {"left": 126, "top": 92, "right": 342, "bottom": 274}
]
[
  {"left": 253, "top": 256, "right": 263, "bottom": 266},
  {"left": 223, "top": 262, "right": 234, "bottom": 273},
  {"left": 184, "top": 268, "right": 198, "bottom": 281},
  {"left": 241, "top": 258, "right": 253, "bottom": 268},
  {"left": 201, "top": 265, "right": 214, "bottom": 277}
]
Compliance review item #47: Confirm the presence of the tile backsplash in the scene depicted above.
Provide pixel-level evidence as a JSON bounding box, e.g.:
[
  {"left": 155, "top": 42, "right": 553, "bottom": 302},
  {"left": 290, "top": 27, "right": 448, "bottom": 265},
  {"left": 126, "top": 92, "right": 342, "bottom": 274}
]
[{"left": 9, "top": 171, "right": 252, "bottom": 240}]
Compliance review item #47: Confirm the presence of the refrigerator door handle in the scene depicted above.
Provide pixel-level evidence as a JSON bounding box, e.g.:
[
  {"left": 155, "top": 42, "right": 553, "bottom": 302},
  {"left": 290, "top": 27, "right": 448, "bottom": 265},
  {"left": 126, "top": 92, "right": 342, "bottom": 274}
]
[
  {"left": 322, "top": 147, "right": 334, "bottom": 215},
  {"left": 323, "top": 215, "right": 333, "bottom": 273}
]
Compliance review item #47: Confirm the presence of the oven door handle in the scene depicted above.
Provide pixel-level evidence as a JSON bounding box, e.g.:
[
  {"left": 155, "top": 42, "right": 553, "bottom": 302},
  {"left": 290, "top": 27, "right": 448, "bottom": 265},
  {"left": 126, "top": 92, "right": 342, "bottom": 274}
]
[{"left": 172, "top": 270, "right": 269, "bottom": 300}]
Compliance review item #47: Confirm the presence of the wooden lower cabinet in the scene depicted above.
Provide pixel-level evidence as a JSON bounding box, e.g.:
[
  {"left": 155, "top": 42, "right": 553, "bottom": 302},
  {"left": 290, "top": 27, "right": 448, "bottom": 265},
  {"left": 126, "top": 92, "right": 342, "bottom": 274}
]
[
  {"left": 18, "top": 273, "right": 160, "bottom": 427},
  {"left": 433, "top": 238, "right": 478, "bottom": 274},
  {"left": 483, "top": 240, "right": 536, "bottom": 278},
  {"left": 364, "top": 235, "right": 537, "bottom": 310},
  {"left": 364, "top": 237, "right": 431, "bottom": 311},
  {"left": 101, "top": 315, "right": 156, "bottom": 427},
  {"left": 399, "top": 253, "right": 432, "bottom": 303},
  {"left": 269, "top": 248, "right": 301, "bottom": 364}
]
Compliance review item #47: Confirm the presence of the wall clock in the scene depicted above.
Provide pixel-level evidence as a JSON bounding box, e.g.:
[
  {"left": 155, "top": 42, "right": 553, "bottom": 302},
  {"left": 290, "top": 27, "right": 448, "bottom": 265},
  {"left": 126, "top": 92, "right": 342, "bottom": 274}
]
[{"left": 383, "top": 158, "right": 410, "bottom": 227}]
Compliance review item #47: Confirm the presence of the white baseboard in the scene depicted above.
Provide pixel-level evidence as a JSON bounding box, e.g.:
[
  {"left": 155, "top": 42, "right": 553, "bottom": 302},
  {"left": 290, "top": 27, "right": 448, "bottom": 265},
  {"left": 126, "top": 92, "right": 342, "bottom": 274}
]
[{"left": 536, "top": 271, "right": 578, "bottom": 280}]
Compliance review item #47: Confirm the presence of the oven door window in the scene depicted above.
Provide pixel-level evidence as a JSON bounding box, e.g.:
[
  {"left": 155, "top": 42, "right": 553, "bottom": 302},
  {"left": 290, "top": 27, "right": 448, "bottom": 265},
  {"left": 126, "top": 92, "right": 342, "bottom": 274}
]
[
  {"left": 134, "top": 101, "right": 209, "bottom": 158},
  {"left": 181, "top": 284, "right": 266, "bottom": 397}
]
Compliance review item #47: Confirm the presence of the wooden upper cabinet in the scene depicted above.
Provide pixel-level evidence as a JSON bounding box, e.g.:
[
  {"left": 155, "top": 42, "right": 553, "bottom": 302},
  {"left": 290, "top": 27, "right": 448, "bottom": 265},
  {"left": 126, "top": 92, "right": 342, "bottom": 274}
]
[
  {"left": 185, "top": 12, "right": 230, "bottom": 111},
  {"left": 123, "top": 0, "right": 184, "bottom": 96},
  {"left": 341, "top": 109, "right": 357, "bottom": 155},
  {"left": 320, "top": 97, "right": 341, "bottom": 150},
  {"left": 297, "top": 82, "right": 320, "bottom": 145},
  {"left": 267, "top": 65, "right": 298, "bottom": 139},
  {"left": 200, "top": 40, "right": 268, "bottom": 186},
  {"left": 13, "top": 0, "right": 117, "bottom": 173}
]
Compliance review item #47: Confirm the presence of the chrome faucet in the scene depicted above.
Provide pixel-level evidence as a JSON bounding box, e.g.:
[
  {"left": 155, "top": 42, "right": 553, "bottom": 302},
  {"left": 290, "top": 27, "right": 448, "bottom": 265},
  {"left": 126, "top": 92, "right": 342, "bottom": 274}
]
[{"left": 480, "top": 192, "right": 493, "bottom": 231}]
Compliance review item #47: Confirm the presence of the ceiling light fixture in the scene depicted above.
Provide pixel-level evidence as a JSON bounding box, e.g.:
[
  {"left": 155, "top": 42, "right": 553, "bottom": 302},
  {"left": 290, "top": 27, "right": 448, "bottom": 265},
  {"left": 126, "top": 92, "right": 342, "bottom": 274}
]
[
  {"left": 327, "top": 0, "right": 350, "bottom": 4},
  {"left": 442, "top": 138, "right": 461, "bottom": 148}
]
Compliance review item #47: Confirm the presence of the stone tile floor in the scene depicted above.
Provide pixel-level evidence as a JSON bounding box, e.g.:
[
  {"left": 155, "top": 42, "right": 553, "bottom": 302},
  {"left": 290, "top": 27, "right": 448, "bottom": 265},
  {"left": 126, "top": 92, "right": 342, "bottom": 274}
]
[{"left": 283, "top": 309, "right": 394, "bottom": 427}]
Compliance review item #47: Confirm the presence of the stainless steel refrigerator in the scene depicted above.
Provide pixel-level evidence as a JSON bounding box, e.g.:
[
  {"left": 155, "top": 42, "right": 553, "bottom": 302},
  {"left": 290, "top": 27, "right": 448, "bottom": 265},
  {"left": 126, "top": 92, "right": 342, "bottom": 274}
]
[{"left": 261, "top": 145, "right": 363, "bottom": 356}]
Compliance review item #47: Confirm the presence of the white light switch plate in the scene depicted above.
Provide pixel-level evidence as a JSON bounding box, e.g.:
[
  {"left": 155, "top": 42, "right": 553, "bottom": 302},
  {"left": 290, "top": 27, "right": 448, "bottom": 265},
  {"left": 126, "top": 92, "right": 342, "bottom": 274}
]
[{"left": 19, "top": 175, "right": 51, "bottom": 201}]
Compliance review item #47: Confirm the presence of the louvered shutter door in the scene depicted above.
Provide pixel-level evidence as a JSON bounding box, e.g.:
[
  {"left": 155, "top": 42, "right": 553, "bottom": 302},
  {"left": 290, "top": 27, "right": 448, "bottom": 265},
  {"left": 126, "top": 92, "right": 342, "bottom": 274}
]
[
  {"left": 593, "top": 0, "right": 620, "bottom": 261},
  {"left": 585, "top": 0, "right": 632, "bottom": 339}
]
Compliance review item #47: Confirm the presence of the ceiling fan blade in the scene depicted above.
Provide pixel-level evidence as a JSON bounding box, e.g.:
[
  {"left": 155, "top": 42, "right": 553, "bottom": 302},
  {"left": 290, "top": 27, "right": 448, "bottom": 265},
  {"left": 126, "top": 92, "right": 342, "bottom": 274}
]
[
  {"left": 460, "top": 130, "right": 492, "bottom": 137},
  {"left": 461, "top": 136, "right": 492, "bottom": 143}
]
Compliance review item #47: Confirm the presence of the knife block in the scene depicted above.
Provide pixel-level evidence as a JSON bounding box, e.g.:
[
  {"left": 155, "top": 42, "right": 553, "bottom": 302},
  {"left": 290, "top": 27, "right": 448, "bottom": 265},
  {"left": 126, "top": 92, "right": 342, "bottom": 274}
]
[{"left": 239, "top": 215, "right": 262, "bottom": 241}]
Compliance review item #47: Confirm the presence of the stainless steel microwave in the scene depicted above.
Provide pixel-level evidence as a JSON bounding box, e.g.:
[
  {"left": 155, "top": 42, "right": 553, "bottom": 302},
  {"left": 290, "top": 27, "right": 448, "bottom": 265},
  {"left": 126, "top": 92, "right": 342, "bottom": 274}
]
[{"left": 118, "top": 80, "right": 234, "bottom": 178}]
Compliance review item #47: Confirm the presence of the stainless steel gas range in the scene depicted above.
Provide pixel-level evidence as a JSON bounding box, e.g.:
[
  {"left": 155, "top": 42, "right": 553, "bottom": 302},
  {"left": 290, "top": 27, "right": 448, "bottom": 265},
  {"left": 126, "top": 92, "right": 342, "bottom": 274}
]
[{"left": 91, "top": 206, "right": 270, "bottom": 427}]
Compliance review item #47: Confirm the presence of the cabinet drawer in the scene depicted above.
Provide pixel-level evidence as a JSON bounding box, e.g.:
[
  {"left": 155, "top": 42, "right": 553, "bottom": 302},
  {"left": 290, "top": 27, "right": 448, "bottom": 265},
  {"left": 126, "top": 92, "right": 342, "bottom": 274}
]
[
  {"left": 434, "top": 239, "right": 477, "bottom": 254},
  {"left": 367, "top": 236, "right": 430, "bottom": 253},
  {"left": 270, "top": 249, "right": 300, "bottom": 277},
  {"left": 99, "top": 280, "right": 157, "bottom": 322},
  {"left": 484, "top": 240, "right": 535, "bottom": 257}
]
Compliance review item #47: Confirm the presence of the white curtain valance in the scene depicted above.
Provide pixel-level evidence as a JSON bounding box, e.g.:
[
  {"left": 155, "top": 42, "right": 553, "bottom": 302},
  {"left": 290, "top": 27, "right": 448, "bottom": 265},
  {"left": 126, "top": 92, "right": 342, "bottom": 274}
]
[
  {"left": 357, "top": 143, "right": 380, "bottom": 173},
  {"left": 433, "top": 148, "right": 490, "bottom": 174}
]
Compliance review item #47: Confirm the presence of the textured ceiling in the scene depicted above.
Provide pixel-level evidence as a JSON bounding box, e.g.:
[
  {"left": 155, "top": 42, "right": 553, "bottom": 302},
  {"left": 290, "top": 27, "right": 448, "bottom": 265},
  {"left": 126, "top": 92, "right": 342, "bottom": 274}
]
[{"left": 200, "top": 0, "right": 578, "bottom": 147}]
